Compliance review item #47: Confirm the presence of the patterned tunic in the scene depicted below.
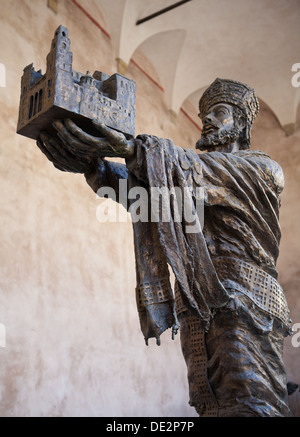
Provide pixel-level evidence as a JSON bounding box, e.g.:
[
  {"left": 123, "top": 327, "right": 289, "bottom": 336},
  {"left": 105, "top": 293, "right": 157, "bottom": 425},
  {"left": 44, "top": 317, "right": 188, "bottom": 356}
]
[{"left": 97, "top": 134, "right": 292, "bottom": 416}]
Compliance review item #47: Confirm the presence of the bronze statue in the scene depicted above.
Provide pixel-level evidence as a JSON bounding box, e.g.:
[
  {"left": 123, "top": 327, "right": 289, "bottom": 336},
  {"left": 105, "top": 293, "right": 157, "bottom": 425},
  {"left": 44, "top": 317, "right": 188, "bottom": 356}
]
[
  {"left": 32, "top": 78, "right": 292, "bottom": 417},
  {"left": 17, "top": 27, "right": 292, "bottom": 418}
]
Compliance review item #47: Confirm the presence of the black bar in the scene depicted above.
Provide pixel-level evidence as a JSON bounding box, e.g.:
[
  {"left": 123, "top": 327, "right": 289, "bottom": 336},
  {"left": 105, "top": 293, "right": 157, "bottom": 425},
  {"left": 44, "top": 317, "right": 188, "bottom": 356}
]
[{"left": 136, "top": 0, "right": 193, "bottom": 25}]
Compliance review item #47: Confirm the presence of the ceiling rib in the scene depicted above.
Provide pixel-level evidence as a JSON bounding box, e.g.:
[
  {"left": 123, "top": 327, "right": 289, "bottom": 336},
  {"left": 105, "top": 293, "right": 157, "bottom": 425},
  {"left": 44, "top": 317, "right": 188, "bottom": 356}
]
[{"left": 136, "top": 0, "right": 192, "bottom": 25}]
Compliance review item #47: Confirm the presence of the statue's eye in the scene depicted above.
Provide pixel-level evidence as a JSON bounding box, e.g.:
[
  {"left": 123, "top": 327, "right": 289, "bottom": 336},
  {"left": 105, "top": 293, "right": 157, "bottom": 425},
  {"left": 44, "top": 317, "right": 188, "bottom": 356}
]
[{"left": 216, "top": 109, "right": 227, "bottom": 115}]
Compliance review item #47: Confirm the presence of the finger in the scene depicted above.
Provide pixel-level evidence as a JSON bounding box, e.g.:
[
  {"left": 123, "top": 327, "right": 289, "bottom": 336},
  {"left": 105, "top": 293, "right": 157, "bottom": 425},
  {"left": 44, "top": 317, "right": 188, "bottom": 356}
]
[
  {"left": 48, "top": 130, "right": 70, "bottom": 158},
  {"left": 53, "top": 162, "right": 68, "bottom": 172},
  {"left": 64, "top": 119, "right": 107, "bottom": 148},
  {"left": 40, "top": 132, "right": 73, "bottom": 165},
  {"left": 57, "top": 119, "right": 108, "bottom": 152},
  {"left": 37, "top": 137, "right": 66, "bottom": 172},
  {"left": 55, "top": 120, "right": 121, "bottom": 158},
  {"left": 92, "top": 120, "right": 128, "bottom": 148},
  {"left": 40, "top": 133, "right": 74, "bottom": 171},
  {"left": 37, "top": 132, "right": 65, "bottom": 163},
  {"left": 97, "top": 157, "right": 106, "bottom": 173},
  {"left": 53, "top": 120, "right": 101, "bottom": 157},
  {"left": 47, "top": 136, "right": 90, "bottom": 173},
  {"left": 37, "top": 136, "right": 56, "bottom": 163},
  {"left": 40, "top": 133, "right": 87, "bottom": 173},
  {"left": 53, "top": 121, "right": 93, "bottom": 156},
  {"left": 66, "top": 118, "right": 125, "bottom": 155}
]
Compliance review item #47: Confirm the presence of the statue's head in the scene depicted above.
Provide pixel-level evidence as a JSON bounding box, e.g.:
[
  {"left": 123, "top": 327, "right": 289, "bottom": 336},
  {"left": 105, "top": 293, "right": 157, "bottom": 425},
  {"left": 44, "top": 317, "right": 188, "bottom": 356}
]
[{"left": 196, "top": 78, "right": 259, "bottom": 152}]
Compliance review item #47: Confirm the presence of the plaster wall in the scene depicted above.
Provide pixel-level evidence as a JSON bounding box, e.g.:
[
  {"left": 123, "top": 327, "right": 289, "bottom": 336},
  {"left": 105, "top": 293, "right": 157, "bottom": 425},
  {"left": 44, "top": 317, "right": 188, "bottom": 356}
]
[
  {"left": 0, "top": 0, "right": 299, "bottom": 417},
  {"left": 0, "top": 0, "right": 199, "bottom": 417}
]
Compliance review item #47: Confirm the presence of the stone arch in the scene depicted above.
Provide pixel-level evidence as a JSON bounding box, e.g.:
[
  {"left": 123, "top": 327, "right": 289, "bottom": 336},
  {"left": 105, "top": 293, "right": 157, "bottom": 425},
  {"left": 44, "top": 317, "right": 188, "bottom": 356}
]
[{"left": 129, "top": 29, "right": 186, "bottom": 108}]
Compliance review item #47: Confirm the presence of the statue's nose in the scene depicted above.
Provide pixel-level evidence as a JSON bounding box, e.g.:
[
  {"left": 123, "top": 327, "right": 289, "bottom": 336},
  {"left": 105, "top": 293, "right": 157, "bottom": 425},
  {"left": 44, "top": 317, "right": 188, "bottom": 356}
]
[{"left": 203, "top": 113, "right": 213, "bottom": 125}]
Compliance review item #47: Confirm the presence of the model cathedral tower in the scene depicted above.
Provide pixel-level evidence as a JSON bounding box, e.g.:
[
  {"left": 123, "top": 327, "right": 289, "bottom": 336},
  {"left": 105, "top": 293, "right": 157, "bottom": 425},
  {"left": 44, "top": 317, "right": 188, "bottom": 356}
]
[{"left": 17, "top": 26, "right": 136, "bottom": 140}]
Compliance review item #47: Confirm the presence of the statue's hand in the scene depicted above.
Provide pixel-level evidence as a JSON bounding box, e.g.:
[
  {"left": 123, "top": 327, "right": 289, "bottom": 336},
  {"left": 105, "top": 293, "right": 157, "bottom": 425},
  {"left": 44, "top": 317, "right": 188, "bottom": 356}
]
[
  {"left": 53, "top": 119, "right": 135, "bottom": 159},
  {"left": 36, "top": 131, "right": 93, "bottom": 173}
]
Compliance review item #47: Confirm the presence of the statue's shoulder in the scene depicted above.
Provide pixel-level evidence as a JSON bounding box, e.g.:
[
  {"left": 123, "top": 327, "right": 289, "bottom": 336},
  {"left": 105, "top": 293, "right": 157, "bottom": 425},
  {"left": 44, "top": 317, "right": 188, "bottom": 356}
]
[
  {"left": 233, "top": 149, "right": 284, "bottom": 193},
  {"left": 233, "top": 149, "right": 270, "bottom": 159},
  {"left": 233, "top": 149, "right": 282, "bottom": 170}
]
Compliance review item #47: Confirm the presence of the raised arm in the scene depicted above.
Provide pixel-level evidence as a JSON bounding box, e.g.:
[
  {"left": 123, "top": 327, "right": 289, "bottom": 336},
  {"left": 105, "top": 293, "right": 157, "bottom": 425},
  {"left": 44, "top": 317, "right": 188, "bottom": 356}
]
[
  {"left": 36, "top": 119, "right": 133, "bottom": 199},
  {"left": 52, "top": 119, "right": 135, "bottom": 159}
]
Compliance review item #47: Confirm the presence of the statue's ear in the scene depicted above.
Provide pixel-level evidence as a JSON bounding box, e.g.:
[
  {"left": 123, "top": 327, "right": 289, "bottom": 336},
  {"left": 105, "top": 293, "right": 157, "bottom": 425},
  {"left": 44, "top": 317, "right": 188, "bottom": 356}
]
[{"left": 237, "top": 114, "right": 246, "bottom": 130}]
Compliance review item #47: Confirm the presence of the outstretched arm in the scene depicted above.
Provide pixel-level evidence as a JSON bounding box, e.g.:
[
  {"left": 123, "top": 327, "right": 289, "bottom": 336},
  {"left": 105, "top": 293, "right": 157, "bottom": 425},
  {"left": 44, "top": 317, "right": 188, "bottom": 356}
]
[
  {"left": 84, "top": 157, "right": 128, "bottom": 200},
  {"left": 53, "top": 119, "right": 135, "bottom": 159},
  {"left": 36, "top": 118, "right": 133, "bottom": 198}
]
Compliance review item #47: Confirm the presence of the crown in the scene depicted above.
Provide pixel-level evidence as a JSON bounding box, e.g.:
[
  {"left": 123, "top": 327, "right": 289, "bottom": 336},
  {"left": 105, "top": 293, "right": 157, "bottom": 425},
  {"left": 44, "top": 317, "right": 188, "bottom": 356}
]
[{"left": 199, "top": 78, "right": 259, "bottom": 124}]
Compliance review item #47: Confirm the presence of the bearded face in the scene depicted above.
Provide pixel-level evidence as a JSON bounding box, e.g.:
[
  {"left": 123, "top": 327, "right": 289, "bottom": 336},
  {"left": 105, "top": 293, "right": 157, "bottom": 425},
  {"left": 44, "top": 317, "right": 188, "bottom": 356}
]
[{"left": 196, "top": 103, "right": 244, "bottom": 151}]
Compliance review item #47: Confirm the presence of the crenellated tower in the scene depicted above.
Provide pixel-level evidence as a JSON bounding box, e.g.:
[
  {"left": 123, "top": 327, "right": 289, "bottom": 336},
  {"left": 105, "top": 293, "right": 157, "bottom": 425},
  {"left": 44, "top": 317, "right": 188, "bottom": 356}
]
[{"left": 17, "top": 25, "right": 136, "bottom": 140}]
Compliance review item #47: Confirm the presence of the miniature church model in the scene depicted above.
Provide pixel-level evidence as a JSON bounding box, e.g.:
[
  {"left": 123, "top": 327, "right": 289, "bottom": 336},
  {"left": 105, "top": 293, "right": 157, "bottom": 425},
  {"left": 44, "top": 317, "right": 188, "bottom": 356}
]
[{"left": 17, "top": 25, "right": 136, "bottom": 140}]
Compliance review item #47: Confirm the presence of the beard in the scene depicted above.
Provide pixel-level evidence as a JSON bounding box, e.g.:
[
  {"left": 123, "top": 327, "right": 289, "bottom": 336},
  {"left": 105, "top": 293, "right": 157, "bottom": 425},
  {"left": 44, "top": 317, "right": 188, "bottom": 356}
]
[{"left": 196, "top": 124, "right": 241, "bottom": 151}]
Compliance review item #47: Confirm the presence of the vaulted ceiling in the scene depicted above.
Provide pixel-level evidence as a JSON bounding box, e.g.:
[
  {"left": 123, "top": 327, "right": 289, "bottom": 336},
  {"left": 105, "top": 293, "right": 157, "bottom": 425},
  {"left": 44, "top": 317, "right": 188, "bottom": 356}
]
[{"left": 95, "top": 0, "right": 300, "bottom": 127}]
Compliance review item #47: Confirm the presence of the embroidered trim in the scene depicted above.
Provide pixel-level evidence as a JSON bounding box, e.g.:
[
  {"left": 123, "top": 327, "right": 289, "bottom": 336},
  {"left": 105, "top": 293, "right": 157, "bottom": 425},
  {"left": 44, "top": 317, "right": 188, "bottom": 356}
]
[
  {"left": 212, "top": 257, "right": 292, "bottom": 330},
  {"left": 137, "top": 278, "right": 172, "bottom": 310},
  {"left": 175, "top": 281, "right": 187, "bottom": 316},
  {"left": 181, "top": 313, "right": 218, "bottom": 416}
]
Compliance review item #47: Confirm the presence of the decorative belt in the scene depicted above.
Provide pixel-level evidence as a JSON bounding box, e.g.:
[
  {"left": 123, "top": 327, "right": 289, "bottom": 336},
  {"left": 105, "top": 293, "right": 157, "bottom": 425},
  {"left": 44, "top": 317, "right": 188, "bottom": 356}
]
[
  {"left": 175, "top": 257, "right": 291, "bottom": 332},
  {"left": 212, "top": 257, "right": 292, "bottom": 331}
]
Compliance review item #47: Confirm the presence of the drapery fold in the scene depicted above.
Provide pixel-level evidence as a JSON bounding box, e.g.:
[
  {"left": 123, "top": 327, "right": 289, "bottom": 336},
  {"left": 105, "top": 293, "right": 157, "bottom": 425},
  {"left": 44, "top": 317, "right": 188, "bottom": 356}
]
[{"left": 127, "top": 135, "right": 231, "bottom": 343}]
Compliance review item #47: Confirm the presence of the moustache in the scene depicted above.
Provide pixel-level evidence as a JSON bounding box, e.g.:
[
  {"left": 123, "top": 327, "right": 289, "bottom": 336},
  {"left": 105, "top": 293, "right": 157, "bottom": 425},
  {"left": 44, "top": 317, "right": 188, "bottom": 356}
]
[{"left": 202, "top": 123, "right": 219, "bottom": 135}]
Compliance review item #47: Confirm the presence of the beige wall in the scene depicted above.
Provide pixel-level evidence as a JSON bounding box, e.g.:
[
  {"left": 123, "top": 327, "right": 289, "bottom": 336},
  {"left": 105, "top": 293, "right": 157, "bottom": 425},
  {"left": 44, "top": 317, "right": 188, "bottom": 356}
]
[{"left": 0, "top": 0, "right": 299, "bottom": 417}]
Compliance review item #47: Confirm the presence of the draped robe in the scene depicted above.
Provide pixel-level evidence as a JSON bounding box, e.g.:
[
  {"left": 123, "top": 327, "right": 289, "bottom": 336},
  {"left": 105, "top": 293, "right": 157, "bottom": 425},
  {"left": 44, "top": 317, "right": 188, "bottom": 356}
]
[
  {"left": 125, "top": 135, "right": 291, "bottom": 337},
  {"left": 91, "top": 134, "right": 292, "bottom": 416}
]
